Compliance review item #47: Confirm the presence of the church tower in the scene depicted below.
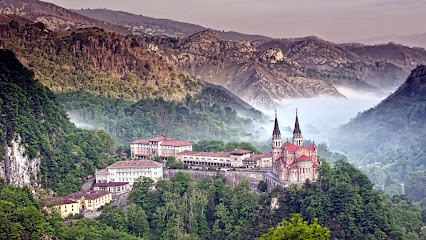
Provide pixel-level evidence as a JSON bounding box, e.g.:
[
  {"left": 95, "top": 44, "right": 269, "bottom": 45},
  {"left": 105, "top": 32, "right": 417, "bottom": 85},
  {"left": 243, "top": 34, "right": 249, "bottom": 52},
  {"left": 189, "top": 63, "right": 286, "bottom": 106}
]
[
  {"left": 272, "top": 110, "right": 283, "bottom": 160},
  {"left": 292, "top": 109, "right": 303, "bottom": 146}
]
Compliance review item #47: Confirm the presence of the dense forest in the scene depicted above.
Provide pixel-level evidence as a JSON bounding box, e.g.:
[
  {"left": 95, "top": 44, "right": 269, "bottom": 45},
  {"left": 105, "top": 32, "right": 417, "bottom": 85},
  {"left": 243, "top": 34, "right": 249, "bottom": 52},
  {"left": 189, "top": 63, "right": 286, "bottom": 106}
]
[
  {"left": 0, "top": 50, "right": 118, "bottom": 195},
  {"left": 0, "top": 183, "right": 141, "bottom": 240},
  {"left": 58, "top": 91, "right": 264, "bottom": 147},
  {"left": 95, "top": 160, "right": 424, "bottom": 240}
]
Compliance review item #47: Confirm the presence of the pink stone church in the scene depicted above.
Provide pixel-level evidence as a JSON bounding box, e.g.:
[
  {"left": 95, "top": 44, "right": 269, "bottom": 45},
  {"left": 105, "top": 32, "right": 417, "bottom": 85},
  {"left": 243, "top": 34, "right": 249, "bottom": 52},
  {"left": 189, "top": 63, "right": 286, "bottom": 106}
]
[{"left": 264, "top": 110, "right": 321, "bottom": 189}]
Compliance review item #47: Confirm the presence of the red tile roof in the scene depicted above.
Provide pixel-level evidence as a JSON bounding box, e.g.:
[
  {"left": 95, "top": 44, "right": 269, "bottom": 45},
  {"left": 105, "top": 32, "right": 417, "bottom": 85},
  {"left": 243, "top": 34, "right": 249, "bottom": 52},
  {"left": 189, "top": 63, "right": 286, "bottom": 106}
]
[
  {"left": 95, "top": 169, "right": 109, "bottom": 175},
  {"left": 44, "top": 197, "right": 78, "bottom": 206},
  {"left": 161, "top": 140, "right": 192, "bottom": 147},
  {"left": 148, "top": 136, "right": 172, "bottom": 142},
  {"left": 94, "top": 182, "right": 129, "bottom": 187},
  {"left": 66, "top": 190, "right": 111, "bottom": 200},
  {"left": 230, "top": 149, "right": 251, "bottom": 155},
  {"left": 130, "top": 139, "right": 149, "bottom": 144},
  {"left": 259, "top": 152, "right": 273, "bottom": 158},
  {"left": 284, "top": 143, "right": 316, "bottom": 153},
  {"left": 298, "top": 155, "right": 311, "bottom": 161},
  {"left": 108, "top": 160, "right": 162, "bottom": 168},
  {"left": 177, "top": 151, "right": 231, "bottom": 158}
]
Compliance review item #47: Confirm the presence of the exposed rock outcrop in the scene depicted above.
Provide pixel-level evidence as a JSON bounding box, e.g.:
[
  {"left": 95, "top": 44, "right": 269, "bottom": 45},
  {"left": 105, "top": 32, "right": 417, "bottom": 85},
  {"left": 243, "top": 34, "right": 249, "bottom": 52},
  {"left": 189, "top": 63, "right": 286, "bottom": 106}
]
[{"left": 0, "top": 134, "right": 40, "bottom": 188}]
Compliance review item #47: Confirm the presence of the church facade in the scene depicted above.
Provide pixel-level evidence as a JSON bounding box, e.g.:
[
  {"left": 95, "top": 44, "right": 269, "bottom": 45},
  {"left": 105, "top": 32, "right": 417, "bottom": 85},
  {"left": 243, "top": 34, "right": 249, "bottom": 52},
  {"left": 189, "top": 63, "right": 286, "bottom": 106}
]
[{"left": 264, "top": 111, "right": 321, "bottom": 190}]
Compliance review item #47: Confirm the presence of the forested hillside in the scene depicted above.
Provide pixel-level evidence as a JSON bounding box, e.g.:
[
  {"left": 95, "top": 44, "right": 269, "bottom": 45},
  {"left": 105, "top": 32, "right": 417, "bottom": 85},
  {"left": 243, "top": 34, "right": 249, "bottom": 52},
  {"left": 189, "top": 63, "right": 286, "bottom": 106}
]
[
  {"left": 58, "top": 91, "right": 262, "bottom": 146},
  {"left": 0, "top": 50, "right": 117, "bottom": 195},
  {"left": 0, "top": 183, "right": 141, "bottom": 239},
  {"left": 105, "top": 161, "right": 424, "bottom": 240},
  {"left": 335, "top": 65, "right": 426, "bottom": 202}
]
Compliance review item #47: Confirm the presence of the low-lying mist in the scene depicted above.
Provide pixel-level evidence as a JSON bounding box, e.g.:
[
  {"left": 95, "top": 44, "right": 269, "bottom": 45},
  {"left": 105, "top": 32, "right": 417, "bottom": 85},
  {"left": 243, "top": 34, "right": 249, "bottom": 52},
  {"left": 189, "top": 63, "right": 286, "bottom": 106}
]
[{"left": 255, "top": 86, "right": 388, "bottom": 147}]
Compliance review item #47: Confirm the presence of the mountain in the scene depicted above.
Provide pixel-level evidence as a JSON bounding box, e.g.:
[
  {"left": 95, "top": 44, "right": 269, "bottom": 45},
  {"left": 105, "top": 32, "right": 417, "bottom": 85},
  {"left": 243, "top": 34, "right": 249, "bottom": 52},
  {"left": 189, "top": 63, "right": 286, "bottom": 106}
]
[
  {"left": 335, "top": 65, "right": 426, "bottom": 199},
  {"left": 0, "top": 15, "right": 267, "bottom": 147},
  {"left": 0, "top": 0, "right": 131, "bottom": 34},
  {"left": 256, "top": 37, "right": 426, "bottom": 89},
  {"left": 357, "top": 33, "right": 426, "bottom": 50},
  {"left": 0, "top": 17, "right": 201, "bottom": 102},
  {"left": 0, "top": 49, "right": 115, "bottom": 195},
  {"left": 141, "top": 30, "right": 344, "bottom": 106},
  {"left": 74, "top": 8, "right": 272, "bottom": 41}
]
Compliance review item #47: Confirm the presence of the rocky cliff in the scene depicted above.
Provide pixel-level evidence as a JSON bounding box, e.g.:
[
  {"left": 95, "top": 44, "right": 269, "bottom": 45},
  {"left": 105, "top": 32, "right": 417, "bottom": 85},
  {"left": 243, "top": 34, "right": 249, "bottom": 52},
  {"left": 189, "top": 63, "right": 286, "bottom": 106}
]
[
  {"left": 142, "top": 30, "right": 343, "bottom": 106},
  {"left": 256, "top": 37, "right": 426, "bottom": 89},
  {"left": 0, "top": 134, "right": 40, "bottom": 188}
]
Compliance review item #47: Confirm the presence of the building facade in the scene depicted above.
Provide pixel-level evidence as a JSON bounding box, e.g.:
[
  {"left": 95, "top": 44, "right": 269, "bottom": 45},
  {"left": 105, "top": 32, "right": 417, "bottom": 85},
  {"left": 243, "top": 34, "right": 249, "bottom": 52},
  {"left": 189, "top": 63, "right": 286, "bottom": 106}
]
[
  {"left": 93, "top": 182, "right": 131, "bottom": 194},
  {"left": 176, "top": 149, "right": 272, "bottom": 168},
  {"left": 130, "top": 136, "right": 192, "bottom": 159},
  {"left": 47, "top": 198, "right": 80, "bottom": 218},
  {"left": 66, "top": 191, "right": 112, "bottom": 211},
  {"left": 95, "top": 160, "right": 163, "bottom": 186},
  {"left": 46, "top": 190, "right": 112, "bottom": 218},
  {"left": 264, "top": 111, "right": 321, "bottom": 190}
]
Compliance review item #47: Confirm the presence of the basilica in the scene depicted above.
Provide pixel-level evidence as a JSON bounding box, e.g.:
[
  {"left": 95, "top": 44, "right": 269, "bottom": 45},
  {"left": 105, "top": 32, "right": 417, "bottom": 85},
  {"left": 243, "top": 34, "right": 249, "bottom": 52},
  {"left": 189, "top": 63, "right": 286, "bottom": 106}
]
[{"left": 264, "top": 110, "right": 321, "bottom": 189}]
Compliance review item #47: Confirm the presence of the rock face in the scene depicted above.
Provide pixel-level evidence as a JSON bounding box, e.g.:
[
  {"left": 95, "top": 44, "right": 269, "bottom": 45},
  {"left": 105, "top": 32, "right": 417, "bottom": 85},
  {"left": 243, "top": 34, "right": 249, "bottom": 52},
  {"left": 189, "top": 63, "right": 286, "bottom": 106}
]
[
  {"left": 0, "top": 134, "right": 40, "bottom": 188},
  {"left": 143, "top": 31, "right": 343, "bottom": 106},
  {"left": 256, "top": 37, "right": 426, "bottom": 89}
]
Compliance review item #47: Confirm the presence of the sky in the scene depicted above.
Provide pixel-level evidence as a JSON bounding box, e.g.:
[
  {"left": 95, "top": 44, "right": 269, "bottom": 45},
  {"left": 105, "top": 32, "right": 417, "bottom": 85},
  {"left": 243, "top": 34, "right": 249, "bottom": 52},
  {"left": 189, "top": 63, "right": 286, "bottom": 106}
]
[{"left": 43, "top": 0, "right": 426, "bottom": 42}]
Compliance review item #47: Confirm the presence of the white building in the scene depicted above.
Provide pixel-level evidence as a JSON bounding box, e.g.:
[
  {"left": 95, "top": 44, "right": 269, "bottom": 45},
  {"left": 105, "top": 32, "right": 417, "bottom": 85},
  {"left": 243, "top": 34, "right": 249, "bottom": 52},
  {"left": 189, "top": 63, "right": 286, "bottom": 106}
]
[
  {"left": 130, "top": 136, "right": 192, "bottom": 160},
  {"left": 95, "top": 160, "right": 163, "bottom": 186},
  {"left": 176, "top": 149, "right": 272, "bottom": 168}
]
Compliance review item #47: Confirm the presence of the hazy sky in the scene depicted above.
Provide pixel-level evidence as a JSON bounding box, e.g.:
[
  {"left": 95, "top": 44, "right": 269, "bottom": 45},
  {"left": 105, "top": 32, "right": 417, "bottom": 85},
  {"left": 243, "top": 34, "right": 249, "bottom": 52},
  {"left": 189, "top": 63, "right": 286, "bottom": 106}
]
[{"left": 44, "top": 0, "right": 426, "bottom": 42}]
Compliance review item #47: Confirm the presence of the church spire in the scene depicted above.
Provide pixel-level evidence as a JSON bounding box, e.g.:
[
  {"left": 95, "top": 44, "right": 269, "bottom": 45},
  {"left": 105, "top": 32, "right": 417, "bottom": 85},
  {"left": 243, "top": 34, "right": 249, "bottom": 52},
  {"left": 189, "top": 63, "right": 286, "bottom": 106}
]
[
  {"left": 292, "top": 109, "right": 303, "bottom": 146},
  {"left": 273, "top": 109, "right": 281, "bottom": 138},
  {"left": 293, "top": 108, "right": 301, "bottom": 136}
]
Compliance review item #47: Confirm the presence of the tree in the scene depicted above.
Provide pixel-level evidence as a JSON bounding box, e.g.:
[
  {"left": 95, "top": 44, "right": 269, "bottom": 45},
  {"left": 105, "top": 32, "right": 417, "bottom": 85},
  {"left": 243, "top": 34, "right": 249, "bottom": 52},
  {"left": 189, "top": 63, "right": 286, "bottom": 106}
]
[
  {"left": 257, "top": 214, "right": 330, "bottom": 240},
  {"left": 258, "top": 181, "right": 268, "bottom": 192},
  {"left": 97, "top": 204, "right": 127, "bottom": 232},
  {"left": 127, "top": 204, "right": 149, "bottom": 237}
]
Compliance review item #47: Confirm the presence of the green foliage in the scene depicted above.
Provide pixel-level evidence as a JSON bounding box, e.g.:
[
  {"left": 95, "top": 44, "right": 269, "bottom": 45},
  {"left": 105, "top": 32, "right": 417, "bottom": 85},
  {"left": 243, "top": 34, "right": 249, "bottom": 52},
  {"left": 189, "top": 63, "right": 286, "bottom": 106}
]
[
  {"left": 127, "top": 204, "right": 149, "bottom": 237},
  {"left": 167, "top": 156, "right": 185, "bottom": 169},
  {"left": 0, "top": 23, "right": 201, "bottom": 102},
  {"left": 258, "top": 180, "right": 268, "bottom": 192},
  {"left": 127, "top": 173, "right": 269, "bottom": 240},
  {"left": 0, "top": 184, "right": 141, "bottom": 240},
  {"left": 257, "top": 214, "right": 330, "bottom": 240},
  {"left": 0, "top": 50, "right": 115, "bottom": 195},
  {"left": 58, "top": 91, "right": 259, "bottom": 146},
  {"left": 193, "top": 140, "right": 262, "bottom": 154},
  {"left": 97, "top": 204, "right": 128, "bottom": 232},
  {"left": 404, "top": 171, "right": 426, "bottom": 202}
]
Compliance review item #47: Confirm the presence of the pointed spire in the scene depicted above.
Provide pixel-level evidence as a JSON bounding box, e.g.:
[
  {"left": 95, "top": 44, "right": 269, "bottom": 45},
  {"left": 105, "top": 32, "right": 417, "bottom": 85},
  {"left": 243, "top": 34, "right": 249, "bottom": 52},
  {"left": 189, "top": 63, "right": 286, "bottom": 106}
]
[
  {"left": 273, "top": 109, "right": 281, "bottom": 138},
  {"left": 293, "top": 108, "right": 301, "bottom": 135}
]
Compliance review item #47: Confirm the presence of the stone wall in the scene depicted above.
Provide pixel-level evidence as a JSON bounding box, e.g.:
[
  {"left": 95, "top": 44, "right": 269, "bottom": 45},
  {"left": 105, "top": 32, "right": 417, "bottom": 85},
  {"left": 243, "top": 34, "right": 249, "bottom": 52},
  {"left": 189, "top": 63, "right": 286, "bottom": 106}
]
[{"left": 164, "top": 169, "right": 265, "bottom": 191}]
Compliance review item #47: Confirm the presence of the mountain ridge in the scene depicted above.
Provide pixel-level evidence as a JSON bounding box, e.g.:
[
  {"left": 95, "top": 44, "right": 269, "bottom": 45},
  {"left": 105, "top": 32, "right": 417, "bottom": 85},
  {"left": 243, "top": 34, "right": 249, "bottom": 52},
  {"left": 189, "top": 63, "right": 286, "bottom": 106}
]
[{"left": 73, "top": 8, "right": 272, "bottom": 41}]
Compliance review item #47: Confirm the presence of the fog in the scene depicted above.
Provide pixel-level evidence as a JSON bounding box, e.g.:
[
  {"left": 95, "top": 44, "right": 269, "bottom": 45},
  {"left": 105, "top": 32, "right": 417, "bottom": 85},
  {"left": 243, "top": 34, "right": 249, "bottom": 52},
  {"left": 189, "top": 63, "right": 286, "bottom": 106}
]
[
  {"left": 67, "top": 112, "right": 96, "bottom": 130},
  {"left": 256, "top": 87, "right": 388, "bottom": 146}
]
